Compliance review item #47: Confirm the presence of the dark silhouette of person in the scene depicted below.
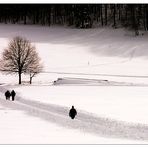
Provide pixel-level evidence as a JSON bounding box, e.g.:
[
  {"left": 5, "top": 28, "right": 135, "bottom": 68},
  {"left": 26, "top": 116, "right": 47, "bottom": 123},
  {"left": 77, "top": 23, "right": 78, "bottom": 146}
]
[
  {"left": 11, "top": 90, "right": 16, "bottom": 101},
  {"left": 69, "top": 106, "right": 77, "bottom": 119},
  {"left": 5, "top": 90, "right": 11, "bottom": 100}
]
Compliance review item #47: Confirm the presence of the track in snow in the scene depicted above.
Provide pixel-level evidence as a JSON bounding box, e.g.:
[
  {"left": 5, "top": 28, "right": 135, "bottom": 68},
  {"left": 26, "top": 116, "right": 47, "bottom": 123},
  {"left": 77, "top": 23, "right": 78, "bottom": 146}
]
[
  {"left": 42, "top": 71, "right": 148, "bottom": 79},
  {"left": 0, "top": 86, "right": 148, "bottom": 142}
]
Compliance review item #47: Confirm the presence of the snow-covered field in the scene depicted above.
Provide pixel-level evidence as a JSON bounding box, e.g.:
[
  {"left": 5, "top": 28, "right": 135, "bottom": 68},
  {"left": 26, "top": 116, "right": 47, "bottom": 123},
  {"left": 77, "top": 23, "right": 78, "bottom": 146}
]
[{"left": 0, "top": 24, "right": 148, "bottom": 144}]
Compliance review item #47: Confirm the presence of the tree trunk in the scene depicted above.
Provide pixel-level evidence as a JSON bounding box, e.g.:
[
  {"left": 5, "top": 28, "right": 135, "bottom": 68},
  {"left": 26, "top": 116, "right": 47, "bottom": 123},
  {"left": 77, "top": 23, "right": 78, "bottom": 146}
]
[
  {"left": 118, "top": 4, "right": 121, "bottom": 20},
  {"left": 131, "top": 5, "right": 139, "bottom": 36},
  {"left": 29, "top": 73, "right": 32, "bottom": 84},
  {"left": 143, "top": 5, "right": 147, "bottom": 31},
  {"left": 30, "top": 77, "right": 32, "bottom": 84},
  {"left": 113, "top": 4, "right": 116, "bottom": 28},
  {"left": 47, "top": 7, "right": 51, "bottom": 26},
  {"left": 146, "top": 5, "right": 148, "bottom": 30},
  {"left": 100, "top": 4, "right": 103, "bottom": 26},
  {"left": 24, "top": 15, "right": 26, "bottom": 25},
  {"left": 19, "top": 72, "right": 21, "bottom": 84},
  {"left": 105, "top": 4, "right": 107, "bottom": 25}
]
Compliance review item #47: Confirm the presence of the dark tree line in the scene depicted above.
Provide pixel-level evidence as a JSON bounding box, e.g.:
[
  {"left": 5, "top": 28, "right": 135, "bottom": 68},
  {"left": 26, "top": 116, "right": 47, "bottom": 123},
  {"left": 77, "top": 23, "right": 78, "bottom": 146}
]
[{"left": 0, "top": 4, "right": 148, "bottom": 33}]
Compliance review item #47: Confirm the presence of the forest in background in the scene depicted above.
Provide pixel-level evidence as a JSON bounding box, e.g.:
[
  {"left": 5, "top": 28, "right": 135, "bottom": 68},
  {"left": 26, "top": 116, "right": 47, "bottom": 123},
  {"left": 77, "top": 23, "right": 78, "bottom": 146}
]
[{"left": 0, "top": 4, "right": 148, "bottom": 35}]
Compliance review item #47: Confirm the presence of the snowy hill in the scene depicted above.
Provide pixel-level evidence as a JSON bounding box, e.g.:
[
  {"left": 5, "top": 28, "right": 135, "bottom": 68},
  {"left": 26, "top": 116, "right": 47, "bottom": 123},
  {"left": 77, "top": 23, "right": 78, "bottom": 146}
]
[
  {"left": 0, "top": 24, "right": 148, "bottom": 84},
  {"left": 0, "top": 24, "right": 148, "bottom": 144}
]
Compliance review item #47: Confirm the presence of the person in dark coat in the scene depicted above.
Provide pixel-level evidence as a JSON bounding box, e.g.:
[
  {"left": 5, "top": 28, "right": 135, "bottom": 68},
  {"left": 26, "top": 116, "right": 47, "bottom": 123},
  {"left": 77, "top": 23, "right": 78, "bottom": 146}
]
[
  {"left": 11, "top": 90, "right": 16, "bottom": 101},
  {"left": 69, "top": 106, "right": 77, "bottom": 119},
  {"left": 5, "top": 90, "right": 11, "bottom": 100}
]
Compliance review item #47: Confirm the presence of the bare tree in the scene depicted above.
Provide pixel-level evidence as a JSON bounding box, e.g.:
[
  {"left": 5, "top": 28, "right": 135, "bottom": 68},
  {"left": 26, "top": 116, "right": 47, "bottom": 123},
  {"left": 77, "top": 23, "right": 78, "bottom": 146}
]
[
  {"left": 0, "top": 36, "right": 42, "bottom": 84},
  {"left": 28, "top": 64, "right": 43, "bottom": 84}
]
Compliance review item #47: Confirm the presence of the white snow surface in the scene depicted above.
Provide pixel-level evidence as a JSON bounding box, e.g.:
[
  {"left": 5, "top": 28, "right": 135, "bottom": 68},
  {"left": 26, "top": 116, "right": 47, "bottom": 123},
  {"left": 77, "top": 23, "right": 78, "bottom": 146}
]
[{"left": 0, "top": 24, "right": 148, "bottom": 143}]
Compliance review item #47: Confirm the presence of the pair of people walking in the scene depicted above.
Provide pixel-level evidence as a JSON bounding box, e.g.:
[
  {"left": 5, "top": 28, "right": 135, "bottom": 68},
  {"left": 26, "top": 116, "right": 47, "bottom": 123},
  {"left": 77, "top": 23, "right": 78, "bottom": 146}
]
[
  {"left": 5, "top": 90, "right": 16, "bottom": 101},
  {"left": 5, "top": 90, "right": 76, "bottom": 119}
]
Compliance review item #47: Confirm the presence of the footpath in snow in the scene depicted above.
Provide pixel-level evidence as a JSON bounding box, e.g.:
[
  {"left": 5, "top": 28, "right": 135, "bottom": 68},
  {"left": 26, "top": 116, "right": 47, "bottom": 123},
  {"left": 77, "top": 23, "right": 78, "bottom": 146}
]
[{"left": 0, "top": 85, "right": 148, "bottom": 144}]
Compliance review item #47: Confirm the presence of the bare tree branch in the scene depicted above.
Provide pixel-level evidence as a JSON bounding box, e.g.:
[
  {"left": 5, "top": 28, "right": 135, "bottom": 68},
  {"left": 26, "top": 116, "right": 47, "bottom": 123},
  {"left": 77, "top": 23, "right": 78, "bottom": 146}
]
[{"left": 0, "top": 36, "right": 43, "bottom": 84}]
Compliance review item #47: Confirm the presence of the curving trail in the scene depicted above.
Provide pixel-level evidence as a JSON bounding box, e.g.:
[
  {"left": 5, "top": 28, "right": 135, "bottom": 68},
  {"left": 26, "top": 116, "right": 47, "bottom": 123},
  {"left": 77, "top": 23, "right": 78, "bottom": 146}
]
[{"left": 0, "top": 86, "right": 148, "bottom": 142}]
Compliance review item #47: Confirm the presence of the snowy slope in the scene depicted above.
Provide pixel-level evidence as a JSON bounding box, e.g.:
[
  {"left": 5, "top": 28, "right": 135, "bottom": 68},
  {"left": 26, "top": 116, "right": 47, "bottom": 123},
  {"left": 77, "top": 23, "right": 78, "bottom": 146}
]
[
  {"left": 0, "top": 24, "right": 148, "bottom": 143},
  {"left": 0, "top": 86, "right": 148, "bottom": 144},
  {"left": 0, "top": 24, "right": 148, "bottom": 84}
]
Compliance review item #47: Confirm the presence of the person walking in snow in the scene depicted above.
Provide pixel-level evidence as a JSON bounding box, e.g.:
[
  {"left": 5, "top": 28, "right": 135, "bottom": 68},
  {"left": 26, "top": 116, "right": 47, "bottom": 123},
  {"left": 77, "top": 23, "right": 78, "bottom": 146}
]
[
  {"left": 11, "top": 90, "right": 16, "bottom": 101},
  {"left": 5, "top": 90, "right": 11, "bottom": 100},
  {"left": 69, "top": 106, "right": 77, "bottom": 119}
]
